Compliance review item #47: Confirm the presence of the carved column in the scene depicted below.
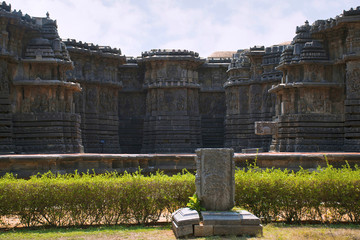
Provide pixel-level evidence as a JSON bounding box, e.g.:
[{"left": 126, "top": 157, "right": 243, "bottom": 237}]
[
  {"left": 224, "top": 50, "right": 251, "bottom": 152},
  {"left": 64, "top": 39, "right": 126, "bottom": 153},
  {"left": 344, "top": 24, "right": 360, "bottom": 151},
  {"left": 0, "top": 59, "right": 14, "bottom": 153},
  {"left": 141, "top": 50, "right": 204, "bottom": 153},
  {"left": 225, "top": 46, "right": 280, "bottom": 152}
]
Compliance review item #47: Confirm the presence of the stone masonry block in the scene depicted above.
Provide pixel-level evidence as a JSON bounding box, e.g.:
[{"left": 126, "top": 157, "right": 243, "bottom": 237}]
[
  {"left": 172, "top": 221, "right": 193, "bottom": 238},
  {"left": 194, "top": 224, "right": 214, "bottom": 237},
  {"left": 238, "top": 210, "right": 262, "bottom": 225},
  {"left": 195, "top": 148, "right": 235, "bottom": 211},
  {"left": 202, "top": 211, "right": 241, "bottom": 225}
]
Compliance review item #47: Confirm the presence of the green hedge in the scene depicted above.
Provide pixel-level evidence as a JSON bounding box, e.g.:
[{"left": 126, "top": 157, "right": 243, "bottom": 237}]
[
  {"left": 0, "top": 171, "right": 195, "bottom": 227},
  {"left": 0, "top": 163, "right": 359, "bottom": 227},
  {"left": 235, "top": 163, "right": 360, "bottom": 223}
]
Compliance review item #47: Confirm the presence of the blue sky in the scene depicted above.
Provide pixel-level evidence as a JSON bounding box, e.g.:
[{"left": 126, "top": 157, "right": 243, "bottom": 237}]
[{"left": 9, "top": 0, "right": 360, "bottom": 57}]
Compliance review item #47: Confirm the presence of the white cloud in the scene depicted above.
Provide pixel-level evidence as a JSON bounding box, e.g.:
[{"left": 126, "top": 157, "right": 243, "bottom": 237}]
[{"left": 8, "top": 0, "right": 360, "bottom": 57}]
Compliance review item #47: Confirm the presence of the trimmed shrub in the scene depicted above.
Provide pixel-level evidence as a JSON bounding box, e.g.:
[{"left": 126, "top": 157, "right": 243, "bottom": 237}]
[
  {"left": 0, "top": 170, "right": 195, "bottom": 226},
  {"left": 235, "top": 163, "right": 360, "bottom": 223},
  {"left": 0, "top": 163, "right": 360, "bottom": 227}
]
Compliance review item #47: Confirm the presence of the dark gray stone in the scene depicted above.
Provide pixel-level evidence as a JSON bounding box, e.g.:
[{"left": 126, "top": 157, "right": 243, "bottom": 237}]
[
  {"left": 202, "top": 211, "right": 241, "bottom": 225},
  {"left": 194, "top": 224, "right": 214, "bottom": 237},
  {"left": 238, "top": 210, "right": 262, "bottom": 225},
  {"left": 171, "top": 207, "right": 200, "bottom": 237},
  {"left": 172, "top": 221, "right": 193, "bottom": 238},
  {"left": 195, "top": 148, "right": 235, "bottom": 211},
  {"left": 172, "top": 207, "right": 200, "bottom": 226}
]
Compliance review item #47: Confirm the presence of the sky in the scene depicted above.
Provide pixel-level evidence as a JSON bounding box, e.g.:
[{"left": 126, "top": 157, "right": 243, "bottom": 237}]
[{"left": 8, "top": 0, "right": 360, "bottom": 57}]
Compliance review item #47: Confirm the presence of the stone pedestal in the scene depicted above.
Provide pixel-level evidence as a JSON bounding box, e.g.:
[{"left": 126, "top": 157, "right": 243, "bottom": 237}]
[{"left": 195, "top": 210, "right": 263, "bottom": 237}]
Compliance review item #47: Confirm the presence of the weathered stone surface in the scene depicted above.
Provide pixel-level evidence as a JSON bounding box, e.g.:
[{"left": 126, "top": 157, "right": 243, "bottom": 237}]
[
  {"left": 171, "top": 207, "right": 200, "bottom": 237},
  {"left": 172, "top": 208, "right": 200, "bottom": 226},
  {"left": 2, "top": 152, "right": 360, "bottom": 178},
  {"left": 194, "top": 224, "right": 214, "bottom": 237},
  {"left": 202, "top": 211, "right": 241, "bottom": 225},
  {"left": 242, "top": 148, "right": 263, "bottom": 153},
  {"left": 195, "top": 148, "right": 235, "bottom": 211},
  {"left": 172, "top": 221, "right": 193, "bottom": 238},
  {"left": 201, "top": 210, "right": 261, "bottom": 226},
  {"left": 255, "top": 121, "right": 278, "bottom": 135},
  {"left": 238, "top": 210, "right": 262, "bottom": 225},
  {"left": 140, "top": 50, "right": 205, "bottom": 153},
  {"left": 200, "top": 210, "right": 262, "bottom": 236}
]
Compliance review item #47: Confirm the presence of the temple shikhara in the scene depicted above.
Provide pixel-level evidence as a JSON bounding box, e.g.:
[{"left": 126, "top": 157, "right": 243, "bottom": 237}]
[{"left": 0, "top": 2, "right": 360, "bottom": 154}]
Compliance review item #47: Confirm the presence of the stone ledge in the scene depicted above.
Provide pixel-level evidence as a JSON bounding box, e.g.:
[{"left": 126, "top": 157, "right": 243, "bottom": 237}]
[{"left": 1, "top": 153, "right": 360, "bottom": 178}]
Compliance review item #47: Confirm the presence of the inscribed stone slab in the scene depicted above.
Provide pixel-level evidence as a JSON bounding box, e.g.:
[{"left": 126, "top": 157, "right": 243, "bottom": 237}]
[{"left": 195, "top": 148, "right": 235, "bottom": 211}]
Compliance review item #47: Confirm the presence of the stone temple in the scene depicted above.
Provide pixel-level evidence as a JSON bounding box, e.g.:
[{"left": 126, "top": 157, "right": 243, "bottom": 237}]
[{"left": 0, "top": 2, "right": 359, "bottom": 154}]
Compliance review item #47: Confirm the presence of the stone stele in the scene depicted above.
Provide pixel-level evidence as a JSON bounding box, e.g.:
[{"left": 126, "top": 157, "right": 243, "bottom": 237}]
[
  {"left": 172, "top": 148, "right": 263, "bottom": 237},
  {"left": 195, "top": 148, "right": 235, "bottom": 211}
]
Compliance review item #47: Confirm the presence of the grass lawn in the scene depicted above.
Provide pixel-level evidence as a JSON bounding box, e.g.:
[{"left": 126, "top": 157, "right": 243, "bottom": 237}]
[{"left": 0, "top": 223, "right": 360, "bottom": 240}]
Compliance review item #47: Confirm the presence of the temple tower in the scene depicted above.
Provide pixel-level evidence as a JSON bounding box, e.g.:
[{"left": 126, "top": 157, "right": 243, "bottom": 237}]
[
  {"left": 225, "top": 46, "right": 282, "bottom": 152},
  {"left": 341, "top": 8, "right": 360, "bottom": 151},
  {"left": 11, "top": 16, "right": 83, "bottom": 153},
  {"left": 269, "top": 21, "right": 345, "bottom": 152},
  {"left": 141, "top": 49, "right": 205, "bottom": 153}
]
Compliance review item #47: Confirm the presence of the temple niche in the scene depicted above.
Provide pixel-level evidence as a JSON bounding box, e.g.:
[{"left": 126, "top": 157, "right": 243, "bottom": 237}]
[{"left": 0, "top": 2, "right": 359, "bottom": 154}]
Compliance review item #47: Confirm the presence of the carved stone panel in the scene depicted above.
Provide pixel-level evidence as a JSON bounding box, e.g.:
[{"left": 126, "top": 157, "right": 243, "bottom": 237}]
[
  {"left": 195, "top": 148, "right": 235, "bottom": 211},
  {"left": 249, "top": 85, "right": 262, "bottom": 114},
  {"left": 346, "top": 61, "right": 360, "bottom": 99},
  {"left": 255, "top": 121, "right": 278, "bottom": 135}
]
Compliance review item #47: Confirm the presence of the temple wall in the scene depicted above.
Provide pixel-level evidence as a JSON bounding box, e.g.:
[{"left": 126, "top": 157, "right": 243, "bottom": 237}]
[
  {"left": 0, "top": 3, "right": 359, "bottom": 154},
  {"left": 64, "top": 40, "right": 125, "bottom": 153},
  {"left": 0, "top": 5, "right": 83, "bottom": 154}
]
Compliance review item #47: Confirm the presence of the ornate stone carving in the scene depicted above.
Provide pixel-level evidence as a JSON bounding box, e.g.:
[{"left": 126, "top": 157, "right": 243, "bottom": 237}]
[
  {"left": 347, "top": 68, "right": 360, "bottom": 93},
  {"left": 255, "top": 121, "right": 278, "bottom": 135}
]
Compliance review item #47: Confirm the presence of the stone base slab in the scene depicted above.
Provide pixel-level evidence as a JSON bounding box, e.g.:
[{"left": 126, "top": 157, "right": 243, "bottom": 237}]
[
  {"left": 171, "top": 208, "right": 200, "bottom": 238},
  {"left": 172, "top": 221, "right": 193, "bottom": 238},
  {"left": 172, "top": 209, "right": 263, "bottom": 237},
  {"left": 194, "top": 224, "right": 214, "bottom": 237}
]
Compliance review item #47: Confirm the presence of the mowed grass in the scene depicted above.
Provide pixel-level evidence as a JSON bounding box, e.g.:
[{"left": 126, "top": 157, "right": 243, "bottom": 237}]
[{"left": 0, "top": 223, "right": 360, "bottom": 240}]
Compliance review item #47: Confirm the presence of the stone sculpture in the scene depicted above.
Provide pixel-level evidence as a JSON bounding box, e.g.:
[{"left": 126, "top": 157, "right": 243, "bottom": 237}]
[{"left": 172, "top": 148, "right": 263, "bottom": 237}]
